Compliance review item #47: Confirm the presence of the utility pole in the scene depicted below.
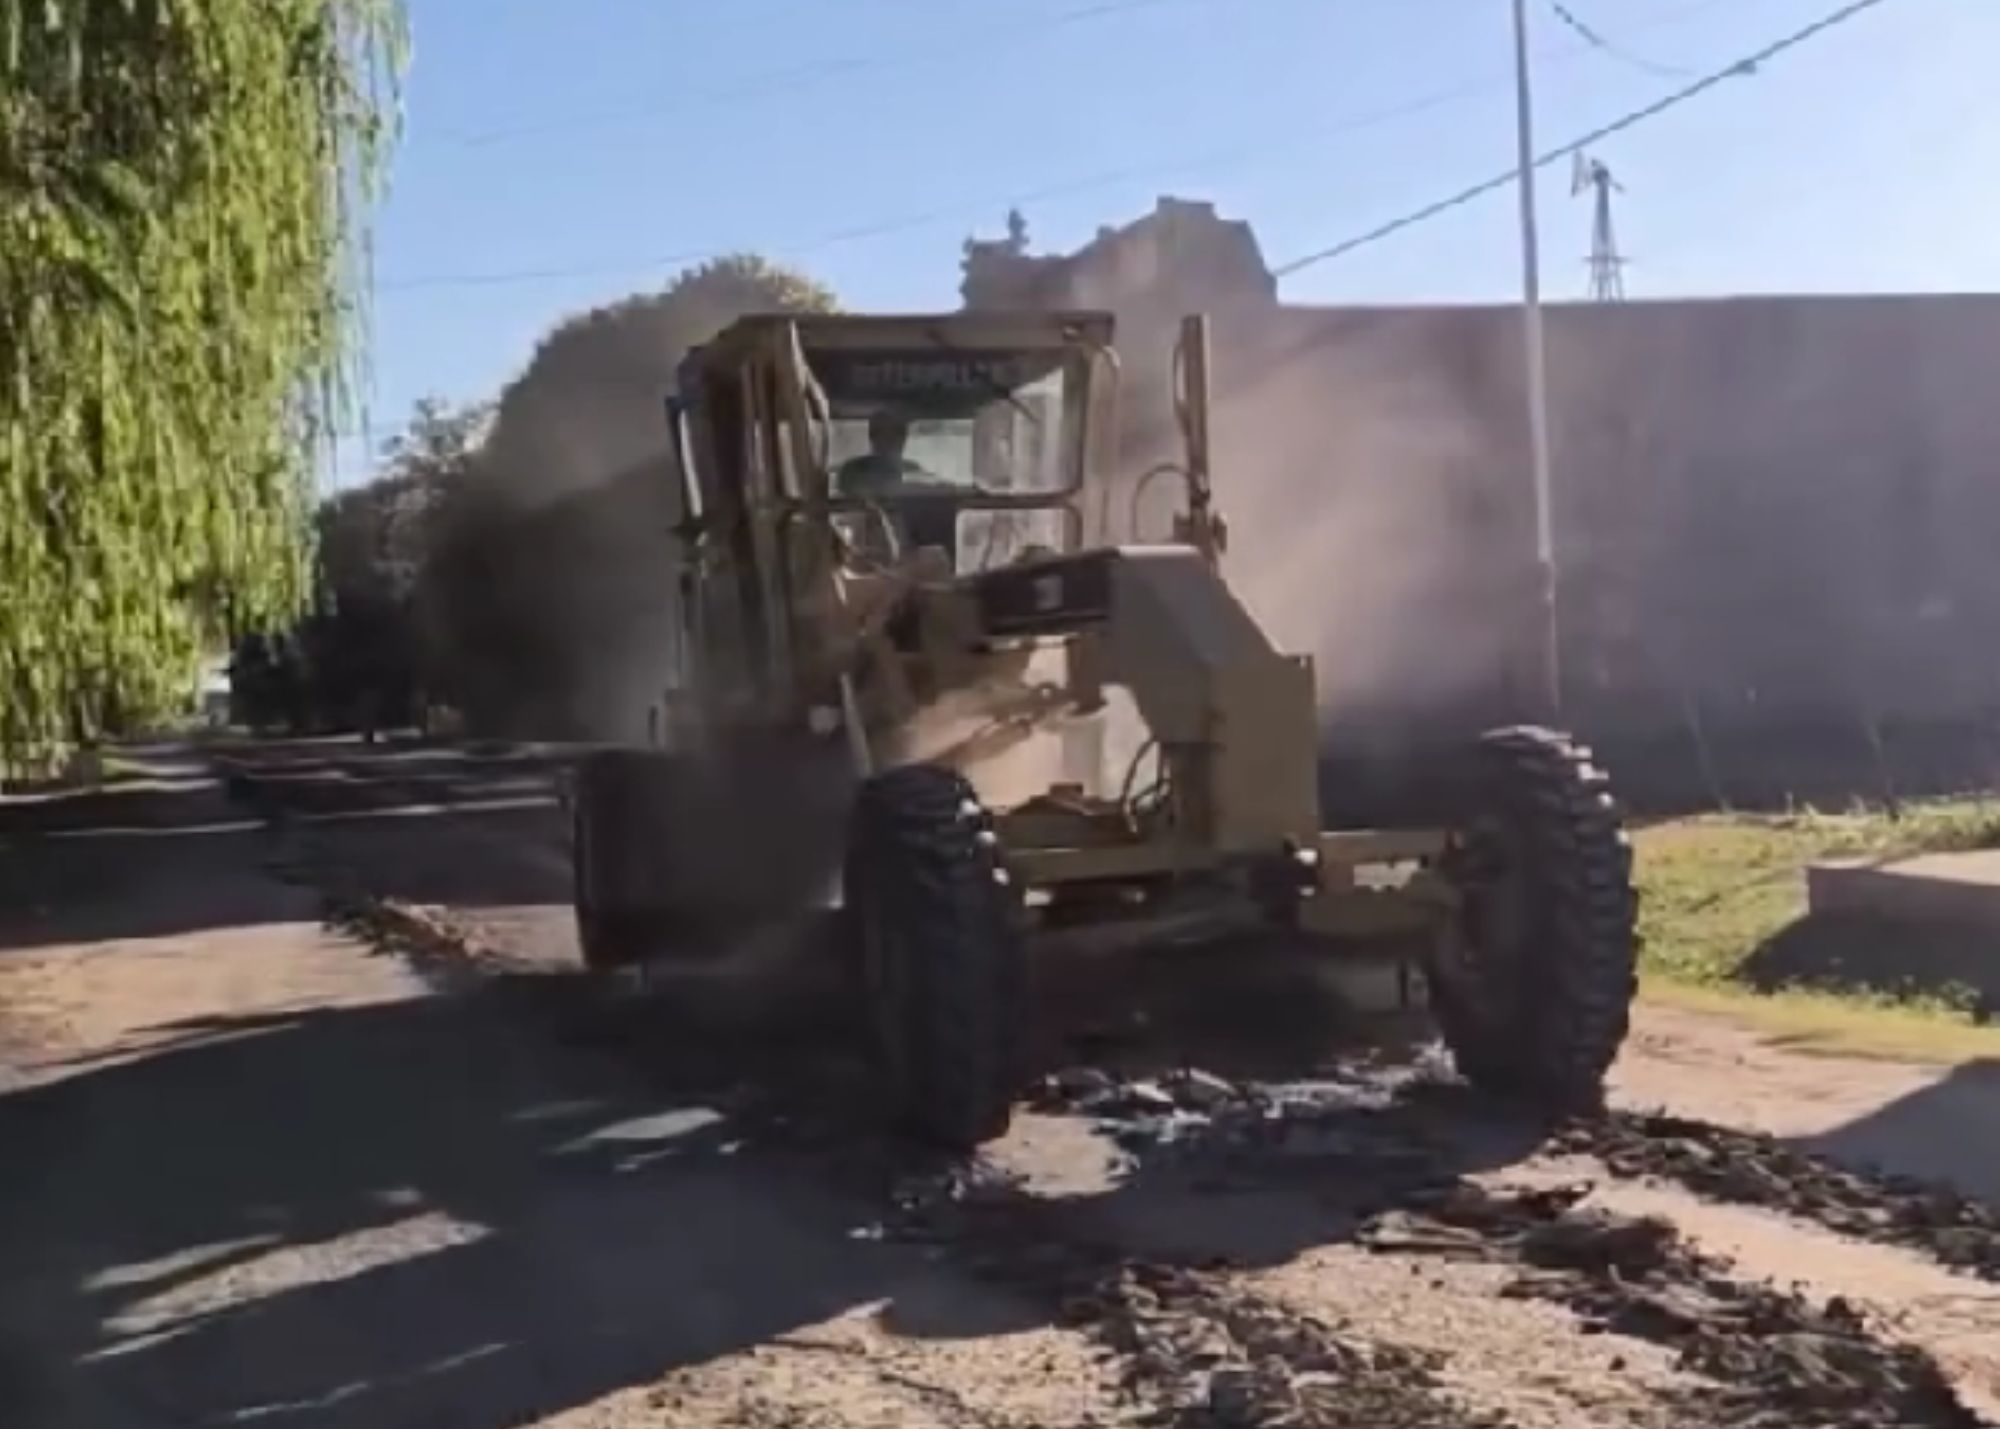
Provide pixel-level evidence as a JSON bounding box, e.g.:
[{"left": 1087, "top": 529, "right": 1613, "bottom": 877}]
[{"left": 1511, "top": 0, "right": 1561, "bottom": 720}]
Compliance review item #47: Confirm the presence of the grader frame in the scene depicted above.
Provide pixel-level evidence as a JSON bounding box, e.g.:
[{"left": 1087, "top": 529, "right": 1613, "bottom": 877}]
[{"left": 570, "top": 308, "right": 1639, "bottom": 1148}]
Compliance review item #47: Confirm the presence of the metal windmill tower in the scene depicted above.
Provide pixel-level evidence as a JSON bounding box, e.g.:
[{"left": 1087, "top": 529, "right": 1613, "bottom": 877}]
[{"left": 1571, "top": 153, "right": 1628, "bottom": 301}]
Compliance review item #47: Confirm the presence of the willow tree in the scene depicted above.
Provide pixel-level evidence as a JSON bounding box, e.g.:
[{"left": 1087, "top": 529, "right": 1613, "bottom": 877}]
[{"left": 0, "top": 0, "right": 405, "bottom": 770}]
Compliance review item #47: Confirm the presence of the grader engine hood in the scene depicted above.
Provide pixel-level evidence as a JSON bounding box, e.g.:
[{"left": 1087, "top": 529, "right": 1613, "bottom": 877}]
[{"left": 946, "top": 545, "right": 1325, "bottom": 854}]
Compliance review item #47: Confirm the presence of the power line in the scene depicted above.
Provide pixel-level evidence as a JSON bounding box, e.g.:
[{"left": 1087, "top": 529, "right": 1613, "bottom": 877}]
[
  {"left": 376, "top": 0, "right": 1750, "bottom": 295},
  {"left": 379, "top": 78, "right": 1497, "bottom": 294},
  {"left": 1548, "top": 0, "right": 1692, "bottom": 79},
  {"left": 435, "top": 0, "right": 1188, "bottom": 149},
  {"left": 1271, "top": 0, "right": 1898, "bottom": 280}
]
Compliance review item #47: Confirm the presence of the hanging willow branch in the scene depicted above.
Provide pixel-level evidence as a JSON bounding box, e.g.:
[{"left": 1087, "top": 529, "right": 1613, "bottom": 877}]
[{"left": 0, "top": 0, "right": 406, "bottom": 771}]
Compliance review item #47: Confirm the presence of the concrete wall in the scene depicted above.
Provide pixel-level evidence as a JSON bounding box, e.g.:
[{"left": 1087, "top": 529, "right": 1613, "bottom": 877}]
[{"left": 1219, "top": 298, "right": 2000, "bottom": 813}]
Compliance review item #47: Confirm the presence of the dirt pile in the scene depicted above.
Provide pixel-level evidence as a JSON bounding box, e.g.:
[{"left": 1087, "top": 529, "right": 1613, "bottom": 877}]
[
  {"left": 319, "top": 891, "right": 504, "bottom": 993},
  {"left": 1028, "top": 1058, "right": 1450, "bottom": 1138},
  {"left": 1077, "top": 1262, "right": 1513, "bottom": 1429},
  {"left": 1556, "top": 1111, "right": 2000, "bottom": 1280},
  {"left": 879, "top": 1156, "right": 1514, "bottom": 1429},
  {"left": 1362, "top": 1182, "right": 1983, "bottom": 1429}
]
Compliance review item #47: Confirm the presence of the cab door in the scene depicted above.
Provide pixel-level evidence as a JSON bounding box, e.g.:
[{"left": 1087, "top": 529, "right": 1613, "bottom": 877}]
[
  {"left": 737, "top": 351, "right": 799, "bottom": 705},
  {"left": 658, "top": 395, "right": 705, "bottom": 743},
  {"left": 676, "top": 372, "right": 767, "bottom": 726}
]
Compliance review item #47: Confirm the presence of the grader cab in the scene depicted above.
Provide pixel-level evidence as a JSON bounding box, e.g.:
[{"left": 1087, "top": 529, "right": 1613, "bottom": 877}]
[{"left": 570, "top": 308, "right": 1639, "bottom": 1149}]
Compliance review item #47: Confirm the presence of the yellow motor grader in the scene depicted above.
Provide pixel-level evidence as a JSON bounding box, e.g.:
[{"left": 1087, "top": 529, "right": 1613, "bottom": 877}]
[{"left": 570, "top": 308, "right": 1637, "bottom": 1149}]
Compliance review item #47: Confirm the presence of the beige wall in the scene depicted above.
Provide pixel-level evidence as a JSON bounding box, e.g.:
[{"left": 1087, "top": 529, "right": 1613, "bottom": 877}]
[{"left": 1216, "top": 296, "right": 2000, "bottom": 736}]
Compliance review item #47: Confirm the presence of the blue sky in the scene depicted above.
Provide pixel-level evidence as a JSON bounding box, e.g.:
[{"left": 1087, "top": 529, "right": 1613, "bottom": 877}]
[{"left": 330, "top": 0, "right": 1997, "bottom": 487}]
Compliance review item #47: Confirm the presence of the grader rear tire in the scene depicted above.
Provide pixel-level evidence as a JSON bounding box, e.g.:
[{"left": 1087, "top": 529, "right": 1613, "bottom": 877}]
[
  {"left": 846, "top": 764, "right": 1027, "bottom": 1150},
  {"left": 1430, "top": 726, "right": 1638, "bottom": 1111},
  {"left": 570, "top": 750, "right": 687, "bottom": 973}
]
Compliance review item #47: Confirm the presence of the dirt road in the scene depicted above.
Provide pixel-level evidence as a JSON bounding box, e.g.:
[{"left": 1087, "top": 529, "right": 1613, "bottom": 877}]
[{"left": 2, "top": 739, "right": 1997, "bottom": 1428}]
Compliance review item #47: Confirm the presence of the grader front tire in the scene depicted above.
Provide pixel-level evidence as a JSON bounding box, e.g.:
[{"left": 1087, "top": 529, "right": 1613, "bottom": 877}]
[
  {"left": 847, "top": 764, "right": 1028, "bottom": 1150},
  {"left": 1430, "top": 726, "right": 1639, "bottom": 1111}
]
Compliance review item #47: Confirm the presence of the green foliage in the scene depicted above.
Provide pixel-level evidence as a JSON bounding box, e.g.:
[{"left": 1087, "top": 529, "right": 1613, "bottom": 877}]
[
  {"left": 1636, "top": 798, "right": 2000, "bottom": 1021},
  {"left": 318, "top": 396, "right": 491, "bottom": 613},
  {"left": 0, "top": 0, "right": 406, "bottom": 770},
  {"left": 233, "top": 395, "right": 488, "bottom": 737},
  {"left": 420, "top": 254, "right": 838, "bottom": 737}
]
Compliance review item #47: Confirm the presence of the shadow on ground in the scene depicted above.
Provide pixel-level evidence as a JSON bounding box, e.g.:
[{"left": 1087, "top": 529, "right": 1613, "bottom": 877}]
[
  {"left": 0, "top": 974, "right": 917, "bottom": 1429},
  {"left": 219, "top": 737, "right": 582, "bottom": 917},
  {"left": 0, "top": 735, "right": 564, "bottom": 956},
  {"left": 0, "top": 935, "right": 1541, "bottom": 1429},
  {"left": 1736, "top": 913, "right": 2000, "bottom": 1020},
  {"left": 219, "top": 738, "right": 571, "bottom": 822},
  {"left": 0, "top": 744, "right": 302, "bottom": 955},
  {"left": 1803, "top": 1057, "right": 2000, "bottom": 1200},
  {"left": 0, "top": 734, "right": 1557, "bottom": 1426}
]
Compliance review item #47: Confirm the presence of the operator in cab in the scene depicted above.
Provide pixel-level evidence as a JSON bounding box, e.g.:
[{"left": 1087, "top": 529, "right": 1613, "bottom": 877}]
[
  {"left": 835, "top": 408, "right": 959, "bottom": 557},
  {"left": 836, "top": 410, "right": 946, "bottom": 498}
]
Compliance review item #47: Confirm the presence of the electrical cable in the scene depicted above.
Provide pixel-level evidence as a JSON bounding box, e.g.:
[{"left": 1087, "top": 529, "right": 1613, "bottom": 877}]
[
  {"left": 1272, "top": 0, "right": 1898, "bottom": 279},
  {"left": 376, "top": 76, "right": 1498, "bottom": 293},
  {"left": 1549, "top": 0, "right": 1692, "bottom": 79},
  {"left": 374, "top": 0, "right": 1766, "bottom": 294},
  {"left": 346, "top": 0, "right": 1897, "bottom": 459}
]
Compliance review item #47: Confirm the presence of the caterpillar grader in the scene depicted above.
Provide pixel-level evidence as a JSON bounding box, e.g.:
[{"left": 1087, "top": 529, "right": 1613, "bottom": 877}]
[{"left": 569, "top": 308, "right": 1639, "bottom": 1149}]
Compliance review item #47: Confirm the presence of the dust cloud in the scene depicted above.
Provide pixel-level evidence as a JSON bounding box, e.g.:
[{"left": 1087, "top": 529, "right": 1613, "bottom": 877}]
[
  {"left": 1116, "top": 312, "right": 1529, "bottom": 779},
  {"left": 459, "top": 287, "right": 796, "bottom": 744},
  {"left": 1220, "top": 327, "right": 1502, "bottom": 710}
]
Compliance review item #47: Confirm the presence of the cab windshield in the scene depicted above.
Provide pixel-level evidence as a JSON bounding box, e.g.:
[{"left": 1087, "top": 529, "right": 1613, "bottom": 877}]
[{"left": 808, "top": 346, "right": 1076, "bottom": 500}]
